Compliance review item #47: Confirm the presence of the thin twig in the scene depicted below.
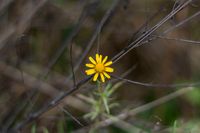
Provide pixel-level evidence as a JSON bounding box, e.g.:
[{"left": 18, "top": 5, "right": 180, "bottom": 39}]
[
  {"left": 153, "top": 35, "right": 200, "bottom": 45},
  {"left": 110, "top": 65, "right": 137, "bottom": 83},
  {"left": 41, "top": 2, "right": 89, "bottom": 77},
  {"left": 112, "top": 75, "right": 200, "bottom": 89},
  {"left": 70, "top": 40, "right": 76, "bottom": 86},
  {"left": 68, "top": 0, "right": 101, "bottom": 87},
  {"left": 163, "top": 10, "right": 200, "bottom": 35},
  {"left": 111, "top": 0, "right": 192, "bottom": 63},
  {"left": 58, "top": 106, "right": 84, "bottom": 127},
  {"left": 73, "top": 0, "right": 120, "bottom": 72},
  {"left": 127, "top": 4, "right": 165, "bottom": 48},
  {"left": 142, "top": 10, "right": 200, "bottom": 44}
]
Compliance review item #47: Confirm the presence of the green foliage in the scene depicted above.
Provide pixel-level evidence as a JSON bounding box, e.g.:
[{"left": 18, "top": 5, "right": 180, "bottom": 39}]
[
  {"left": 84, "top": 82, "right": 119, "bottom": 121},
  {"left": 168, "top": 120, "right": 200, "bottom": 133},
  {"left": 140, "top": 98, "right": 180, "bottom": 125},
  {"left": 31, "top": 123, "right": 36, "bottom": 133},
  {"left": 42, "top": 127, "right": 49, "bottom": 133},
  {"left": 163, "top": 100, "right": 180, "bottom": 125},
  {"left": 185, "top": 87, "right": 200, "bottom": 106},
  {"left": 172, "top": 120, "right": 177, "bottom": 133},
  {"left": 57, "top": 120, "right": 65, "bottom": 133},
  {"left": 110, "top": 126, "right": 129, "bottom": 133},
  {"left": 183, "top": 120, "right": 200, "bottom": 133},
  {"left": 65, "top": 119, "right": 75, "bottom": 133}
]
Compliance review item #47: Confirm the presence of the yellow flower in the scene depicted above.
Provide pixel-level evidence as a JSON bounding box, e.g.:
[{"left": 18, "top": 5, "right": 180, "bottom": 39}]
[{"left": 85, "top": 54, "right": 114, "bottom": 82}]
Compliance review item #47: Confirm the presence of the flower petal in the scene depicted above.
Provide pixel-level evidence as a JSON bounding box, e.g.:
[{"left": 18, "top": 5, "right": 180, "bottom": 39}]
[
  {"left": 103, "top": 72, "right": 110, "bottom": 79},
  {"left": 100, "top": 73, "right": 105, "bottom": 82},
  {"left": 102, "top": 56, "right": 108, "bottom": 64},
  {"left": 99, "top": 55, "right": 103, "bottom": 63},
  {"left": 104, "top": 61, "right": 113, "bottom": 66},
  {"left": 96, "top": 54, "right": 100, "bottom": 63},
  {"left": 86, "top": 63, "right": 95, "bottom": 68},
  {"left": 89, "top": 57, "right": 96, "bottom": 65},
  {"left": 85, "top": 69, "right": 96, "bottom": 75},
  {"left": 93, "top": 73, "right": 99, "bottom": 81},
  {"left": 105, "top": 67, "right": 114, "bottom": 72}
]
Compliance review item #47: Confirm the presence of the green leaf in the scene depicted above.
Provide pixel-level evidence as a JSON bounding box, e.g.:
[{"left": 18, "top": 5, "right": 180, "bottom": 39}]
[
  {"left": 31, "top": 124, "right": 36, "bottom": 133},
  {"left": 102, "top": 96, "right": 110, "bottom": 114},
  {"left": 185, "top": 87, "right": 200, "bottom": 105},
  {"left": 109, "top": 102, "right": 119, "bottom": 109},
  {"left": 105, "top": 83, "right": 112, "bottom": 91},
  {"left": 172, "top": 120, "right": 177, "bottom": 133},
  {"left": 43, "top": 127, "right": 49, "bottom": 133},
  {"left": 57, "top": 120, "right": 65, "bottom": 133},
  {"left": 107, "top": 84, "right": 119, "bottom": 96}
]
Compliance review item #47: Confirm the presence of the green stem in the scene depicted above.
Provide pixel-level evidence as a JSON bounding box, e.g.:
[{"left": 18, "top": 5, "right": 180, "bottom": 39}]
[{"left": 97, "top": 81, "right": 104, "bottom": 120}]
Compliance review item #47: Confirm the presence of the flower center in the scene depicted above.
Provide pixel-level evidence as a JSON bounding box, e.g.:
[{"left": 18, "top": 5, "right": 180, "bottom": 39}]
[{"left": 95, "top": 63, "right": 104, "bottom": 72}]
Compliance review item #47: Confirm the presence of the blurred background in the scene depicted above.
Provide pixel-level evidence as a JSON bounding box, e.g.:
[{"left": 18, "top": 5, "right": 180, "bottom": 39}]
[{"left": 0, "top": 0, "right": 200, "bottom": 132}]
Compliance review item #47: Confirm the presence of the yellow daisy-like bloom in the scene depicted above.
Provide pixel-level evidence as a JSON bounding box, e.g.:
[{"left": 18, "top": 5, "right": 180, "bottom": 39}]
[{"left": 85, "top": 54, "right": 114, "bottom": 82}]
